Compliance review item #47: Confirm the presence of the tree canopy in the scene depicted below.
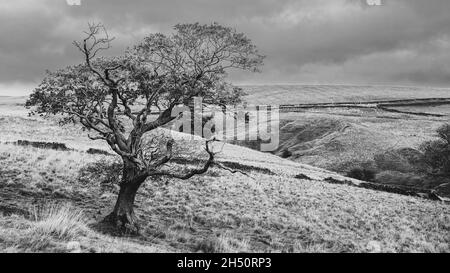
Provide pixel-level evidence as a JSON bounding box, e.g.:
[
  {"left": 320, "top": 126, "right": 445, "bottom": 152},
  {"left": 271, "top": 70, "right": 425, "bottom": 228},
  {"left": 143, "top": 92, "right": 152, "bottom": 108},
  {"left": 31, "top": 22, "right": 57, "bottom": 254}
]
[{"left": 27, "top": 22, "right": 264, "bottom": 169}]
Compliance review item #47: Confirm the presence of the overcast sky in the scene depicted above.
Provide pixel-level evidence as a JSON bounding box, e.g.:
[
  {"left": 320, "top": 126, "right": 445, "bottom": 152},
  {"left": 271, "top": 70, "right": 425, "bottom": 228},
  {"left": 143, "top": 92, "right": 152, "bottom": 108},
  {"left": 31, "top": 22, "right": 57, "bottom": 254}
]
[{"left": 1, "top": 0, "right": 450, "bottom": 95}]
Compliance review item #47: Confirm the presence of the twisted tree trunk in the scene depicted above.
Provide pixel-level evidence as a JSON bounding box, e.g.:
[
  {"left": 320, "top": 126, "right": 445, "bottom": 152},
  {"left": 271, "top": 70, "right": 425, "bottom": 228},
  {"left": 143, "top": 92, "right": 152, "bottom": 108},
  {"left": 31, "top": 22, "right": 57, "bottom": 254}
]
[{"left": 104, "top": 159, "right": 147, "bottom": 234}]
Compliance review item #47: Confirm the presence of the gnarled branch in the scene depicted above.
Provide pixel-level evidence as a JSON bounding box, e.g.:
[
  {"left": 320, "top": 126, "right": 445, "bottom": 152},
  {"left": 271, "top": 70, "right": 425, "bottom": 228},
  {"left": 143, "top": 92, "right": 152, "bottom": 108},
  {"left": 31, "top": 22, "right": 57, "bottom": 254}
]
[{"left": 149, "top": 138, "right": 217, "bottom": 179}]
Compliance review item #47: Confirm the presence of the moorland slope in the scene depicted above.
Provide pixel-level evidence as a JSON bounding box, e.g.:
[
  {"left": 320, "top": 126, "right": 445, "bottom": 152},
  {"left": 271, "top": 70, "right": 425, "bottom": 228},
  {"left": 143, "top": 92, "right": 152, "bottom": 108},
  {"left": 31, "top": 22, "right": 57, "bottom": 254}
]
[{"left": 0, "top": 96, "right": 449, "bottom": 253}]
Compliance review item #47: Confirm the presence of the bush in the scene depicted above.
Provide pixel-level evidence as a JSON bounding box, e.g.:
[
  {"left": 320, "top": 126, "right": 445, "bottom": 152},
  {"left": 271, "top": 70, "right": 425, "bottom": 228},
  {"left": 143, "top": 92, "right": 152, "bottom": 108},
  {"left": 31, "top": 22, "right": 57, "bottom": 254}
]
[
  {"left": 346, "top": 167, "right": 376, "bottom": 182},
  {"left": 10, "top": 140, "right": 71, "bottom": 151},
  {"left": 374, "top": 151, "right": 414, "bottom": 173},
  {"left": 280, "top": 149, "right": 292, "bottom": 158},
  {"left": 86, "top": 148, "right": 111, "bottom": 155},
  {"left": 294, "top": 173, "right": 312, "bottom": 180},
  {"left": 375, "top": 171, "right": 423, "bottom": 187},
  {"left": 420, "top": 124, "right": 450, "bottom": 175},
  {"left": 396, "top": 148, "right": 424, "bottom": 166}
]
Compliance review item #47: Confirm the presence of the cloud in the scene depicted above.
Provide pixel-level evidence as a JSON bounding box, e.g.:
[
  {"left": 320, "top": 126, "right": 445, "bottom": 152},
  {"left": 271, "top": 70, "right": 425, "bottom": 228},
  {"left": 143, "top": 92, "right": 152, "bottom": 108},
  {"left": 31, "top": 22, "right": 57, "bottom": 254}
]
[{"left": 1, "top": 0, "right": 450, "bottom": 95}]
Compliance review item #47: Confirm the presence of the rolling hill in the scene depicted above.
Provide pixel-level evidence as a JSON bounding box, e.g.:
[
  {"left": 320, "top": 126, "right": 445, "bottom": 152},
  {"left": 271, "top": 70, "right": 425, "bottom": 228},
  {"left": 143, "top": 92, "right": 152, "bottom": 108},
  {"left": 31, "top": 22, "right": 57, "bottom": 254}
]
[
  {"left": 234, "top": 85, "right": 450, "bottom": 196},
  {"left": 0, "top": 93, "right": 449, "bottom": 253},
  {"left": 241, "top": 84, "right": 450, "bottom": 105}
]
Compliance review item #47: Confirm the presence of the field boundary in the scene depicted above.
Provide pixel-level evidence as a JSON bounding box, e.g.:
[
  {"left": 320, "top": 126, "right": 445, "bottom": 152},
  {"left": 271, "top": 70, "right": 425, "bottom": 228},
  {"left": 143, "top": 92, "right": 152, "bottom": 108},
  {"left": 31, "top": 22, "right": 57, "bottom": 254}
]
[
  {"left": 277, "top": 97, "right": 450, "bottom": 117},
  {"left": 318, "top": 176, "right": 450, "bottom": 203}
]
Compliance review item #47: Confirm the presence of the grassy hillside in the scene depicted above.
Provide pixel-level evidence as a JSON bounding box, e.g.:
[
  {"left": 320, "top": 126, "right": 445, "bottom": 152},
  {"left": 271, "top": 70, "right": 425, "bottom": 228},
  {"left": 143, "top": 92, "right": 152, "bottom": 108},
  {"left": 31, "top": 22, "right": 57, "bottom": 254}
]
[
  {"left": 234, "top": 85, "right": 450, "bottom": 194},
  {"left": 273, "top": 109, "right": 444, "bottom": 169},
  {"left": 0, "top": 96, "right": 449, "bottom": 253}
]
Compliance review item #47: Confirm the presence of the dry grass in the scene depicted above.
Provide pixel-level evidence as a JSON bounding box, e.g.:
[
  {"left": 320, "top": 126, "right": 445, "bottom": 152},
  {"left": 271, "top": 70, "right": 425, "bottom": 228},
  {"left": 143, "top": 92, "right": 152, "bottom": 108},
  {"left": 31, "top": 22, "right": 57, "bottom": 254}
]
[
  {"left": 28, "top": 204, "right": 88, "bottom": 240},
  {"left": 194, "top": 232, "right": 250, "bottom": 253},
  {"left": 0, "top": 207, "right": 166, "bottom": 253},
  {"left": 1, "top": 137, "right": 447, "bottom": 253},
  {"left": 1, "top": 95, "right": 449, "bottom": 253},
  {"left": 11, "top": 204, "right": 88, "bottom": 252}
]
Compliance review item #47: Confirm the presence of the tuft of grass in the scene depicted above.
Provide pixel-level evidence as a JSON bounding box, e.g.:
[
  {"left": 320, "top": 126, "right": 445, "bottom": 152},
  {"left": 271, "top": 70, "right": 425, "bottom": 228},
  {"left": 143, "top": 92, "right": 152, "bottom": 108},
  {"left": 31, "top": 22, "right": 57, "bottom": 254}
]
[
  {"left": 28, "top": 203, "right": 88, "bottom": 241},
  {"left": 0, "top": 211, "right": 167, "bottom": 253},
  {"left": 195, "top": 233, "right": 250, "bottom": 253},
  {"left": 216, "top": 233, "right": 250, "bottom": 253}
]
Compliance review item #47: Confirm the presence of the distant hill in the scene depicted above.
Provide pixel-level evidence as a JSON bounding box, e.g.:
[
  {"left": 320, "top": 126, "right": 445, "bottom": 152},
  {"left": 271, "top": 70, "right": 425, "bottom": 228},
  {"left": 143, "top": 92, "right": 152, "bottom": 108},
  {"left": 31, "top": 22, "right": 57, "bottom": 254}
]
[
  {"left": 240, "top": 84, "right": 450, "bottom": 105},
  {"left": 0, "top": 96, "right": 27, "bottom": 105}
]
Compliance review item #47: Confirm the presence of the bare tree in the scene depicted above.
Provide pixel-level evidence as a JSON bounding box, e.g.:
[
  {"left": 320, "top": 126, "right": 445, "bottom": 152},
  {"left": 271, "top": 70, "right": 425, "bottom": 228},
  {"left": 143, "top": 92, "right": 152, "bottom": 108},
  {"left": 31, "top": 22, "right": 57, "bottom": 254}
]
[{"left": 26, "top": 22, "right": 264, "bottom": 232}]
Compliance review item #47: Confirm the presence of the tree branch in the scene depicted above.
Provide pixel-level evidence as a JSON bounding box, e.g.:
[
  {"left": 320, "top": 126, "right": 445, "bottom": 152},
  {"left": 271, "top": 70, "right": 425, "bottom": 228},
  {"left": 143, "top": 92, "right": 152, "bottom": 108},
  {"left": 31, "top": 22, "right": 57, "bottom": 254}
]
[{"left": 149, "top": 138, "right": 216, "bottom": 179}]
